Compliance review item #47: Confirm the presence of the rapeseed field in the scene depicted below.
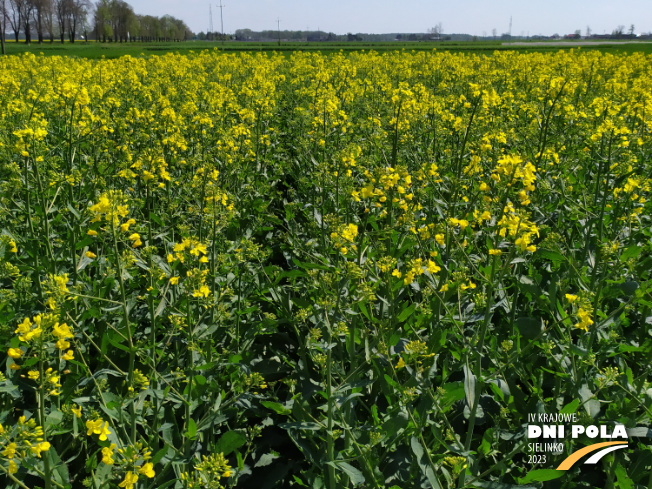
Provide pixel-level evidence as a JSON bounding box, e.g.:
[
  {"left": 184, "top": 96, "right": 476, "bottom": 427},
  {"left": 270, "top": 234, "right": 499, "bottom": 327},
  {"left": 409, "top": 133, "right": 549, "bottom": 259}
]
[{"left": 0, "top": 48, "right": 650, "bottom": 488}]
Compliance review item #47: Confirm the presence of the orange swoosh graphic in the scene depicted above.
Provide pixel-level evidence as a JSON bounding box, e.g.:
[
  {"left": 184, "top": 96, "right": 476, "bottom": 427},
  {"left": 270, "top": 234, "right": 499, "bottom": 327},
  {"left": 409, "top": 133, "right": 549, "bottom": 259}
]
[{"left": 556, "top": 441, "right": 628, "bottom": 470}]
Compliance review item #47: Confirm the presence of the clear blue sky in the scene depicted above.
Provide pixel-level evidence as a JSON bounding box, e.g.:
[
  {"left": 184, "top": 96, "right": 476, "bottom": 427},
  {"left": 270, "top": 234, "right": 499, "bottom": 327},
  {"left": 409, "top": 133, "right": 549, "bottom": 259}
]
[{"left": 130, "top": 0, "right": 651, "bottom": 36}]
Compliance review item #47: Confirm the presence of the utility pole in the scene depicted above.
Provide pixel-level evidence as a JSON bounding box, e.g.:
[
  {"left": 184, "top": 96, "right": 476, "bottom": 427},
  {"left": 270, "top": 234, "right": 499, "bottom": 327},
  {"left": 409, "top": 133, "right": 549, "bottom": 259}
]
[
  {"left": 218, "top": 0, "right": 225, "bottom": 45},
  {"left": 508, "top": 16, "right": 512, "bottom": 37},
  {"left": 277, "top": 17, "right": 281, "bottom": 46},
  {"left": 1, "top": 0, "right": 5, "bottom": 55},
  {"left": 208, "top": 4, "right": 214, "bottom": 40}
]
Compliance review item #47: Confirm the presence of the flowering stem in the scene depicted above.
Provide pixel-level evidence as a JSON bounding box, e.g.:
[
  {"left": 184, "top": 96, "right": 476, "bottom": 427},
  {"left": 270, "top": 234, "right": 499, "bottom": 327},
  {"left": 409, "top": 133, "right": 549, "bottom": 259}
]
[
  {"left": 30, "top": 149, "right": 56, "bottom": 271},
  {"left": 23, "top": 156, "right": 44, "bottom": 300},
  {"left": 458, "top": 254, "right": 498, "bottom": 489},
  {"left": 184, "top": 297, "right": 194, "bottom": 471},
  {"left": 459, "top": 179, "right": 515, "bottom": 487},
  {"left": 210, "top": 196, "right": 218, "bottom": 328},
  {"left": 37, "top": 340, "right": 52, "bottom": 489},
  {"left": 536, "top": 79, "right": 567, "bottom": 168},
  {"left": 324, "top": 312, "right": 336, "bottom": 489},
  {"left": 0, "top": 463, "right": 35, "bottom": 489},
  {"left": 111, "top": 221, "right": 137, "bottom": 444}
]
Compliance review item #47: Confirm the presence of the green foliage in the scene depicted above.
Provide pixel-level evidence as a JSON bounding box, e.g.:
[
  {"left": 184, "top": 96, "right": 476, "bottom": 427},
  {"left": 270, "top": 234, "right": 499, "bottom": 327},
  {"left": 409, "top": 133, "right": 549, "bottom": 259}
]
[{"left": 0, "top": 48, "right": 651, "bottom": 488}]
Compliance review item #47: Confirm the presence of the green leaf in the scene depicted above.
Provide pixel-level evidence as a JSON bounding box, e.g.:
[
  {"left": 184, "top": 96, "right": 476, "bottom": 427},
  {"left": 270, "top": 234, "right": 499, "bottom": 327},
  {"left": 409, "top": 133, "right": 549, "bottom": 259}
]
[
  {"left": 579, "top": 383, "right": 601, "bottom": 418},
  {"left": 383, "top": 374, "right": 401, "bottom": 390},
  {"left": 381, "top": 410, "right": 408, "bottom": 437},
  {"left": 255, "top": 452, "right": 279, "bottom": 468},
  {"left": 440, "top": 382, "right": 465, "bottom": 410},
  {"left": 479, "top": 429, "right": 494, "bottom": 455},
  {"left": 276, "top": 269, "right": 307, "bottom": 283},
  {"left": 152, "top": 445, "right": 169, "bottom": 465},
  {"left": 463, "top": 364, "right": 476, "bottom": 410},
  {"left": 410, "top": 436, "right": 442, "bottom": 489},
  {"left": 515, "top": 317, "right": 543, "bottom": 340},
  {"left": 279, "top": 422, "right": 322, "bottom": 431},
  {"left": 45, "top": 410, "right": 64, "bottom": 430},
  {"left": 621, "top": 280, "right": 639, "bottom": 297},
  {"left": 621, "top": 245, "right": 642, "bottom": 261},
  {"left": 292, "top": 475, "right": 309, "bottom": 487},
  {"left": 359, "top": 302, "right": 371, "bottom": 321},
  {"left": 396, "top": 303, "right": 416, "bottom": 322},
  {"left": 215, "top": 430, "right": 247, "bottom": 455},
  {"left": 292, "top": 258, "right": 330, "bottom": 270},
  {"left": 45, "top": 446, "right": 71, "bottom": 487},
  {"left": 261, "top": 401, "right": 292, "bottom": 415},
  {"left": 518, "top": 468, "right": 564, "bottom": 483},
  {"left": 327, "top": 461, "right": 365, "bottom": 485},
  {"left": 472, "top": 481, "right": 540, "bottom": 489},
  {"left": 614, "top": 463, "right": 634, "bottom": 489},
  {"left": 151, "top": 213, "right": 164, "bottom": 226},
  {"left": 185, "top": 418, "right": 197, "bottom": 439},
  {"left": 77, "top": 251, "right": 94, "bottom": 271},
  {"left": 539, "top": 248, "right": 565, "bottom": 267},
  {"left": 66, "top": 204, "right": 81, "bottom": 219},
  {"left": 560, "top": 399, "right": 580, "bottom": 414},
  {"left": 625, "top": 367, "right": 634, "bottom": 388},
  {"left": 154, "top": 297, "right": 167, "bottom": 318}
]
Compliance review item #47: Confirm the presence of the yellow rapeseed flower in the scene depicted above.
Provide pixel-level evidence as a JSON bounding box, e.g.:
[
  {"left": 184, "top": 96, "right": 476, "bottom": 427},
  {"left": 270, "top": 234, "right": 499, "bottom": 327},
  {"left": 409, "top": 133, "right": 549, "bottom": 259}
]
[
  {"left": 86, "top": 419, "right": 111, "bottom": 441},
  {"left": 139, "top": 462, "right": 155, "bottom": 478},
  {"left": 8, "top": 348, "right": 22, "bottom": 359},
  {"left": 118, "top": 472, "right": 139, "bottom": 489}
]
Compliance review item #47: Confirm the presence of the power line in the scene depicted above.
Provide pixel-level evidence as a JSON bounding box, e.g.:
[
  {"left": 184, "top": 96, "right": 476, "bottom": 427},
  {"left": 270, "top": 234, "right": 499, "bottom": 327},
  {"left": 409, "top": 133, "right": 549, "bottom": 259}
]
[
  {"left": 218, "top": 0, "right": 225, "bottom": 44},
  {"left": 208, "top": 4, "right": 213, "bottom": 37}
]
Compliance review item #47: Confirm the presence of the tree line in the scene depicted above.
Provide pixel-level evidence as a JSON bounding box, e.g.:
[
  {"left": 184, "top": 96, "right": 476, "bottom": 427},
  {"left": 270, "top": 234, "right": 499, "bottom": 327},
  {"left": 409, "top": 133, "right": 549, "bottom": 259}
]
[{"left": 0, "top": 0, "right": 192, "bottom": 45}]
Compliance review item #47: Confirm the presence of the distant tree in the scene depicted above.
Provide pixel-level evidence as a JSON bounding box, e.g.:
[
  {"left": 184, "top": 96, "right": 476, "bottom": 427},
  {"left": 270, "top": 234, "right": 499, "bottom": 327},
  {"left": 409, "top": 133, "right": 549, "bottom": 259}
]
[
  {"left": 54, "top": 0, "right": 68, "bottom": 42},
  {"left": 7, "top": 0, "right": 23, "bottom": 42},
  {"left": 20, "top": 0, "right": 34, "bottom": 43},
  {"left": 427, "top": 22, "right": 443, "bottom": 39},
  {"left": 110, "top": 0, "right": 135, "bottom": 42},
  {"left": 32, "top": 0, "right": 50, "bottom": 42},
  {"left": 138, "top": 14, "right": 160, "bottom": 41},
  {"left": 492, "top": 28, "right": 497, "bottom": 39},
  {"left": 66, "top": 0, "right": 89, "bottom": 42},
  {"left": 585, "top": 25, "right": 591, "bottom": 37},
  {"left": 159, "top": 14, "right": 174, "bottom": 40},
  {"left": 612, "top": 25, "right": 625, "bottom": 37},
  {"left": 234, "top": 28, "right": 251, "bottom": 41},
  {"left": 43, "top": 0, "right": 54, "bottom": 41},
  {"left": 629, "top": 24, "right": 635, "bottom": 36}
]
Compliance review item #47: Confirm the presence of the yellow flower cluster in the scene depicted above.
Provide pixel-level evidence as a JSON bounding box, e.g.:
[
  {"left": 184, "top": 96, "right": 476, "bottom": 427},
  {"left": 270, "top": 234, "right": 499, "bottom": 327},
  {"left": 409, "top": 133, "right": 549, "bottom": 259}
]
[
  {"left": 181, "top": 452, "right": 232, "bottom": 489},
  {"left": 90, "top": 190, "right": 129, "bottom": 227},
  {"left": 330, "top": 223, "right": 358, "bottom": 255},
  {"left": 168, "top": 237, "right": 209, "bottom": 264},
  {"left": 0, "top": 417, "right": 51, "bottom": 474},
  {"left": 86, "top": 419, "right": 111, "bottom": 441},
  {"left": 565, "top": 294, "right": 594, "bottom": 332},
  {"left": 9, "top": 313, "right": 74, "bottom": 371},
  {"left": 497, "top": 203, "right": 539, "bottom": 253},
  {"left": 394, "top": 258, "right": 441, "bottom": 285}
]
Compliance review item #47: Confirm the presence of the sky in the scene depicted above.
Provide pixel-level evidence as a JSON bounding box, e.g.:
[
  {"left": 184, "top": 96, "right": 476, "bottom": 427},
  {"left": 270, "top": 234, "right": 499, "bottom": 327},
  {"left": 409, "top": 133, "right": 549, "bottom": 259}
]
[{"left": 129, "top": 0, "right": 652, "bottom": 37}]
